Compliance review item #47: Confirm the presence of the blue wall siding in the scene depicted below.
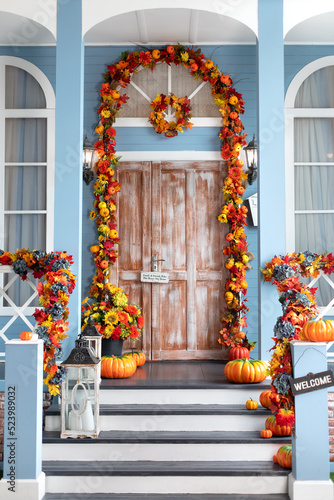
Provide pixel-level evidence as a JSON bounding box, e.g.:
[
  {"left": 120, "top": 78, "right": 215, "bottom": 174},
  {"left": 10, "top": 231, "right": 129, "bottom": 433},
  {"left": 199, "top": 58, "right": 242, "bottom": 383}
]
[
  {"left": 82, "top": 44, "right": 259, "bottom": 357},
  {"left": 285, "top": 45, "right": 334, "bottom": 93},
  {"left": 0, "top": 46, "right": 56, "bottom": 90}
]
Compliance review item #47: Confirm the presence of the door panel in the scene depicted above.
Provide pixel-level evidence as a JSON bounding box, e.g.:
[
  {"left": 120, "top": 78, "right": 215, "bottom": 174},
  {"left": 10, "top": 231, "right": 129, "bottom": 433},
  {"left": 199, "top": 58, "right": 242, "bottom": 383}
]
[{"left": 112, "top": 160, "right": 229, "bottom": 360}]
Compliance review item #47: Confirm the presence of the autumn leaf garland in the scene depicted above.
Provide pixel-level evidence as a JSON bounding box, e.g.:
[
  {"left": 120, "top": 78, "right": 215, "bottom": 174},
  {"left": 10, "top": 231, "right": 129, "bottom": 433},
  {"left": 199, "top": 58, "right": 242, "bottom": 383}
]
[
  {"left": 90, "top": 44, "right": 250, "bottom": 348},
  {"left": 262, "top": 251, "right": 334, "bottom": 427},
  {"left": 0, "top": 248, "right": 76, "bottom": 395}
]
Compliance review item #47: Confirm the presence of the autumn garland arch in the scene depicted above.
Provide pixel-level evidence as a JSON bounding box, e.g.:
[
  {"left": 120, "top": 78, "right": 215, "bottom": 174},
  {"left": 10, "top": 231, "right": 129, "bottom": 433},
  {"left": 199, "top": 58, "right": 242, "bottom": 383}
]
[{"left": 89, "top": 44, "right": 251, "bottom": 349}]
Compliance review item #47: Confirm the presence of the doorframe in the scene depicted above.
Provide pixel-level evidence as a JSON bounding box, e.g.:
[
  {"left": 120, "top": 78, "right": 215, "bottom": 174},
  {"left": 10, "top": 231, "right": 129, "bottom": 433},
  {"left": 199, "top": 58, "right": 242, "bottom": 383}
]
[{"left": 118, "top": 151, "right": 222, "bottom": 161}]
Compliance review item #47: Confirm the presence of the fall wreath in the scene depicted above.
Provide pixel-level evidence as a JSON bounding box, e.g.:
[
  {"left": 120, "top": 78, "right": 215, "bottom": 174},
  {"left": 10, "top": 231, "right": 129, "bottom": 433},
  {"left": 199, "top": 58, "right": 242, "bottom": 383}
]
[{"left": 149, "top": 93, "right": 193, "bottom": 137}]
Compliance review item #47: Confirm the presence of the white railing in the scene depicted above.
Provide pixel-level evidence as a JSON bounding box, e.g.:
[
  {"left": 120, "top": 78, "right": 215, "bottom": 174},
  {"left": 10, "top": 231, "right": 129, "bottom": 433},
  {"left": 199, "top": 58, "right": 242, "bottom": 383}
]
[
  {"left": 307, "top": 270, "right": 334, "bottom": 360},
  {"left": 0, "top": 265, "right": 38, "bottom": 359}
]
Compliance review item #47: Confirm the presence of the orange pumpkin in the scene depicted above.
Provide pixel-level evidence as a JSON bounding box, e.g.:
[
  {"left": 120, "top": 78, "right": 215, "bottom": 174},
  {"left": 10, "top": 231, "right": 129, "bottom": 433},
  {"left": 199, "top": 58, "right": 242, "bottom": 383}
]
[
  {"left": 190, "top": 63, "right": 198, "bottom": 72},
  {"left": 20, "top": 331, "right": 32, "bottom": 341},
  {"left": 205, "top": 60, "right": 214, "bottom": 69},
  {"left": 124, "top": 351, "right": 146, "bottom": 367},
  {"left": 101, "top": 355, "right": 137, "bottom": 379},
  {"left": 90, "top": 245, "right": 100, "bottom": 253},
  {"left": 224, "top": 359, "right": 268, "bottom": 384},
  {"left": 276, "top": 445, "right": 292, "bottom": 469},
  {"left": 166, "top": 46, "right": 175, "bottom": 54},
  {"left": 118, "top": 60, "right": 127, "bottom": 69},
  {"left": 265, "top": 415, "right": 291, "bottom": 436},
  {"left": 220, "top": 74, "right": 231, "bottom": 85},
  {"left": 235, "top": 159, "right": 244, "bottom": 168},
  {"left": 229, "top": 346, "right": 250, "bottom": 361},
  {"left": 100, "top": 260, "right": 109, "bottom": 269},
  {"left": 259, "top": 390, "right": 272, "bottom": 409},
  {"left": 229, "top": 111, "right": 238, "bottom": 120},
  {"left": 152, "top": 49, "right": 161, "bottom": 60},
  {"left": 100, "top": 208, "right": 109, "bottom": 218},
  {"left": 245, "top": 398, "right": 258, "bottom": 410},
  {"left": 108, "top": 186, "right": 116, "bottom": 195},
  {"left": 301, "top": 318, "right": 334, "bottom": 342},
  {"left": 261, "top": 429, "right": 272, "bottom": 439}
]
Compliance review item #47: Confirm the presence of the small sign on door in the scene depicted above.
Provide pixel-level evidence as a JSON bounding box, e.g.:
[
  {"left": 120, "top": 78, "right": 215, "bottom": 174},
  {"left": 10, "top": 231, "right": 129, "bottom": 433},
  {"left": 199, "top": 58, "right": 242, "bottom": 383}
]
[{"left": 140, "top": 271, "right": 169, "bottom": 283}]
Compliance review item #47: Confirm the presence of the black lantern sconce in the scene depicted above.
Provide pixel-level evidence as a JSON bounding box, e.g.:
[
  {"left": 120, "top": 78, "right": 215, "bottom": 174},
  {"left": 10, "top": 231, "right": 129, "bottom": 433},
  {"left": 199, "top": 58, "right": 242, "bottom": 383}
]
[
  {"left": 83, "top": 136, "right": 95, "bottom": 185},
  {"left": 244, "top": 134, "right": 258, "bottom": 186}
]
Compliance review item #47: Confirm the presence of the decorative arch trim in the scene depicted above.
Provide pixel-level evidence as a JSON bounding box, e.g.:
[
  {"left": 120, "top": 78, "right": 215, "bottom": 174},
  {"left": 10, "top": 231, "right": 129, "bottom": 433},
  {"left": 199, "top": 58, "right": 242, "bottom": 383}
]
[{"left": 285, "top": 55, "right": 334, "bottom": 108}]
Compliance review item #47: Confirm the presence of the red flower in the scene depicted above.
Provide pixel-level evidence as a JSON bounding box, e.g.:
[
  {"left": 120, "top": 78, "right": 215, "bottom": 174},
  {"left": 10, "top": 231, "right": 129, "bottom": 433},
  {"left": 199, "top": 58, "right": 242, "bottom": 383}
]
[
  {"left": 137, "top": 315, "right": 144, "bottom": 329},
  {"left": 130, "top": 325, "right": 140, "bottom": 339},
  {"left": 111, "top": 326, "right": 121, "bottom": 340}
]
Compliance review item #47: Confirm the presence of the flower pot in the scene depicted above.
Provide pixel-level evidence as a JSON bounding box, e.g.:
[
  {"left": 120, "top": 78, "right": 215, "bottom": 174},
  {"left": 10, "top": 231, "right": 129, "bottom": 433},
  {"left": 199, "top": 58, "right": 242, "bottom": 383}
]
[{"left": 101, "top": 338, "right": 123, "bottom": 357}]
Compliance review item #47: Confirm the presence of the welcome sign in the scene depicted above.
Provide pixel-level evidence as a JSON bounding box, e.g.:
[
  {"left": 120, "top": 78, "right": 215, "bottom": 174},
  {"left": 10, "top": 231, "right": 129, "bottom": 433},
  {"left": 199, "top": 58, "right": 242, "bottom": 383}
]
[{"left": 290, "top": 370, "right": 334, "bottom": 396}]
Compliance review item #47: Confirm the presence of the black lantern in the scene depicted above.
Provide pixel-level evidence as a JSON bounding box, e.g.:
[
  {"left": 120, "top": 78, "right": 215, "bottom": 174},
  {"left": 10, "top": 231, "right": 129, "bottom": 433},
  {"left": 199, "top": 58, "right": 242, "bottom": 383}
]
[
  {"left": 83, "top": 136, "right": 95, "bottom": 185},
  {"left": 60, "top": 338, "right": 100, "bottom": 438},
  {"left": 244, "top": 134, "right": 258, "bottom": 185}
]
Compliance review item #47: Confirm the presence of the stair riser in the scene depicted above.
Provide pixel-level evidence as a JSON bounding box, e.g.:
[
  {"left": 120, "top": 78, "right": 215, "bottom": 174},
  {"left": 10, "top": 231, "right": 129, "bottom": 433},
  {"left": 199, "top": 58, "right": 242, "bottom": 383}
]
[
  {"left": 43, "top": 442, "right": 288, "bottom": 462},
  {"left": 45, "top": 475, "right": 288, "bottom": 495},
  {"left": 45, "top": 414, "right": 267, "bottom": 432},
  {"left": 99, "top": 388, "right": 269, "bottom": 405}
]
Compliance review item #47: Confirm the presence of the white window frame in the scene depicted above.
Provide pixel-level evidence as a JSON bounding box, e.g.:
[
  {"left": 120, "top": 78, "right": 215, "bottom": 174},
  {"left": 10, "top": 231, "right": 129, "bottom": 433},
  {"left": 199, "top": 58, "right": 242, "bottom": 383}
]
[
  {"left": 285, "top": 55, "right": 334, "bottom": 318},
  {"left": 0, "top": 56, "right": 55, "bottom": 317}
]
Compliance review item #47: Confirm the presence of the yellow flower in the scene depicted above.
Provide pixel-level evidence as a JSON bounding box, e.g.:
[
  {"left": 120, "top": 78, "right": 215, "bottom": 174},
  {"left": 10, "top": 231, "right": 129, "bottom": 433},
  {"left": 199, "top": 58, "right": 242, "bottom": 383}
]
[
  {"left": 104, "top": 311, "right": 119, "bottom": 325},
  {"left": 180, "top": 51, "right": 189, "bottom": 62},
  {"left": 104, "top": 325, "right": 114, "bottom": 339},
  {"left": 99, "top": 175, "right": 108, "bottom": 184},
  {"left": 90, "top": 210, "right": 97, "bottom": 220},
  {"left": 99, "top": 225, "right": 110, "bottom": 235},
  {"left": 101, "top": 109, "right": 111, "bottom": 118},
  {"left": 113, "top": 291, "right": 128, "bottom": 307}
]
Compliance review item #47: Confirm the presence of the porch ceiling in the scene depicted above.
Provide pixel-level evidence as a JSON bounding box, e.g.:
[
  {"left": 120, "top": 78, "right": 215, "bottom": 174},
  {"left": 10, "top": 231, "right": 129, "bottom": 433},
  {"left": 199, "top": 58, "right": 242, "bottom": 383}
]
[{"left": 0, "top": 1, "right": 333, "bottom": 46}]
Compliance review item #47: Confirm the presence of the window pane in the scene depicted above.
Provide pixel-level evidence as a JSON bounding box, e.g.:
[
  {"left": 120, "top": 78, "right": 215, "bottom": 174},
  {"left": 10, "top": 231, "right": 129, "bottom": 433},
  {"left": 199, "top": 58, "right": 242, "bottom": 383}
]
[
  {"left": 4, "top": 214, "right": 46, "bottom": 252},
  {"left": 295, "top": 165, "right": 334, "bottom": 210},
  {"left": 5, "top": 118, "right": 47, "bottom": 162},
  {"left": 294, "top": 118, "right": 334, "bottom": 162},
  {"left": 5, "top": 166, "right": 46, "bottom": 210},
  {"left": 5, "top": 66, "right": 46, "bottom": 109},
  {"left": 295, "top": 66, "right": 334, "bottom": 108},
  {"left": 295, "top": 213, "right": 334, "bottom": 255}
]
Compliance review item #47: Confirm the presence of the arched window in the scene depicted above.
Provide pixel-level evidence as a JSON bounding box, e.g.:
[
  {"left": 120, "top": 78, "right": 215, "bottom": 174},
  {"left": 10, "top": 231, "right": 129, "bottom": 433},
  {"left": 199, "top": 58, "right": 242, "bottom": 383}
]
[
  {"left": 285, "top": 56, "right": 334, "bottom": 308},
  {"left": 0, "top": 56, "right": 55, "bottom": 310},
  {"left": 117, "top": 63, "right": 221, "bottom": 126}
]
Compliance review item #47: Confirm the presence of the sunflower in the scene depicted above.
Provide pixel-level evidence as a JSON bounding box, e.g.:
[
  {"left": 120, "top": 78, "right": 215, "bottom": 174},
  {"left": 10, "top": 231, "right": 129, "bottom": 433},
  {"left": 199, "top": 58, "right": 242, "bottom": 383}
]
[{"left": 104, "top": 310, "right": 118, "bottom": 325}]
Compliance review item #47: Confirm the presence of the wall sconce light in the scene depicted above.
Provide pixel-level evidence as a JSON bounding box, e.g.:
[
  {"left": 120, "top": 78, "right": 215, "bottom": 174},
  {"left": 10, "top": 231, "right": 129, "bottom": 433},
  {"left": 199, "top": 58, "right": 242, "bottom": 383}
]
[
  {"left": 244, "top": 134, "right": 258, "bottom": 185},
  {"left": 83, "top": 136, "right": 95, "bottom": 185}
]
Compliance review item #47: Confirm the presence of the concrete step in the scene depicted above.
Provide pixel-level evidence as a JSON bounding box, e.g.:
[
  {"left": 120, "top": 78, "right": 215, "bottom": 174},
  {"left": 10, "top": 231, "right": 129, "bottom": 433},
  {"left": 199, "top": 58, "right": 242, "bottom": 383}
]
[
  {"left": 99, "top": 384, "right": 271, "bottom": 405},
  {"left": 45, "top": 404, "right": 272, "bottom": 432},
  {"left": 43, "top": 430, "right": 290, "bottom": 462},
  {"left": 44, "top": 494, "right": 290, "bottom": 500},
  {"left": 43, "top": 460, "right": 289, "bottom": 495}
]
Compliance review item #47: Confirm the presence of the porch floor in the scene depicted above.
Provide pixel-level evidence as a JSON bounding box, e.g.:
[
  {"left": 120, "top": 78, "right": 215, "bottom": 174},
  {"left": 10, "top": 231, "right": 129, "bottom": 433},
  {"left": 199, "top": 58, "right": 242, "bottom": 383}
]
[{"left": 100, "top": 360, "right": 271, "bottom": 390}]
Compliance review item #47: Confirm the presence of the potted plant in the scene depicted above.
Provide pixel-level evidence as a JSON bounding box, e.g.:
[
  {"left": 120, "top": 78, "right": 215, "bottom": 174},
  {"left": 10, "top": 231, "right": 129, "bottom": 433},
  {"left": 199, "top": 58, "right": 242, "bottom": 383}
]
[{"left": 81, "top": 282, "right": 144, "bottom": 356}]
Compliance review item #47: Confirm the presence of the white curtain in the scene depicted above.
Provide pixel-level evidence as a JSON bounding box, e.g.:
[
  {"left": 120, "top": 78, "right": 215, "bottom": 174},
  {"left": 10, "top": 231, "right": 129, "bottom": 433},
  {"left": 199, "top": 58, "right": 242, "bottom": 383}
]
[
  {"left": 294, "top": 67, "right": 334, "bottom": 304},
  {"left": 4, "top": 66, "right": 47, "bottom": 306}
]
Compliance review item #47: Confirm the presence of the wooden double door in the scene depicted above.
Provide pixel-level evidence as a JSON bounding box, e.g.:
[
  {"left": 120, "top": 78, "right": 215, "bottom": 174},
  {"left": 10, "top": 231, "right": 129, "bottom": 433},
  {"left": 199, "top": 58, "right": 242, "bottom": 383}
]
[{"left": 109, "top": 161, "right": 229, "bottom": 360}]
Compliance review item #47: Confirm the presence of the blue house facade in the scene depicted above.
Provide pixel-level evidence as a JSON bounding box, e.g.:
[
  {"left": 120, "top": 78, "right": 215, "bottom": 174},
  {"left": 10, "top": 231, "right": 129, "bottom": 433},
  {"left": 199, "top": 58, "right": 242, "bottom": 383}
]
[{"left": 0, "top": 0, "right": 334, "bottom": 497}]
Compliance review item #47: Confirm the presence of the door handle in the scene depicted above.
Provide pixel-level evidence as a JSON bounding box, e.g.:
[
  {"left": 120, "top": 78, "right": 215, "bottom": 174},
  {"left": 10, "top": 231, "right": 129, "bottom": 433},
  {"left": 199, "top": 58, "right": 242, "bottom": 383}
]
[{"left": 152, "top": 254, "right": 165, "bottom": 272}]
